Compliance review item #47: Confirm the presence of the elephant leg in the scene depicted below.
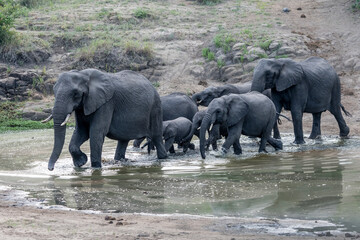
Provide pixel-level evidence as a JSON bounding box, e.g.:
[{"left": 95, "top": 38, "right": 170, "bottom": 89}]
[
  {"left": 273, "top": 103, "right": 283, "bottom": 139},
  {"left": 272, "top": 122, "right": 281, "bottom": 139},
  {"left": 89, "top": 133, "right": 105, "bottom": 168},
  {"left": 152, "top": 135, "right": 167, "bottom": 159},
  {"left": 222, "top": 123, "right": 242, "bottom": 153},
  {"left": 291, "top": 110, "right": 305, "bottom": 144},
  {"left": 267, "top": 137, "right": 283, "bottom": 151},
  {"left": 114, "top": 140, "right": 129, "bottom": 160},
  {"left": 232, "top": 139, "right": 242, "bottom": 155},
  {"left": 133, "top": 137, "right": 145, "bottom": 148},
  {"left": 165, "top": 137, "right": 175, "bottom": 153},
  {"left": 330, "top": 105, "right": 350, "bottom": 137},
  {"left": 210, "top": 124, "right": 220, "bottom": 151},
  {"left": 309, "top": 112, "right": 322, "bottom": 139},
  {"left": 69, "top": 128, "right": 89, "bottom": 168}
]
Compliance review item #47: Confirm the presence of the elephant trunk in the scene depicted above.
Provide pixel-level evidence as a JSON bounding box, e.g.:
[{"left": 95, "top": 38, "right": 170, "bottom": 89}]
[
  {"left": 200, "top": 113, "right": 212, "bottom": 159},
  {"left": 250, "top": 80, "right": 265, "bottom": 93},
  {"left": 191, "top": 93, "right": 201, "bottom": 105},
  {"left": 48, "top": 100, "right": 70, "bottom": 171},
  {"left": 181, "top": 122, "right": 198, "bottom": 144}
]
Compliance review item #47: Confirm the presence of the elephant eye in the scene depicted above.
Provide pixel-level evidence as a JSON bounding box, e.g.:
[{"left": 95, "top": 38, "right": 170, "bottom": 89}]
[{"left": 73, "top": 91, "right": 81, "bottom": 99}]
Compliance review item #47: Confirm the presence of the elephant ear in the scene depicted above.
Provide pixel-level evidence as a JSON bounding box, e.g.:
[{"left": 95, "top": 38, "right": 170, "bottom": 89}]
[
  {"left": 163, "top": 123, "right": 176, "bottom": 140},
  {"left": 275, "top": 60, "right": 303, "bottom": 92},
  {"left": 83, "top": 71, "right": 114, "bottom": 115},
  {"left": 227, "top": 97, "right": 249, "bottom": 127}
]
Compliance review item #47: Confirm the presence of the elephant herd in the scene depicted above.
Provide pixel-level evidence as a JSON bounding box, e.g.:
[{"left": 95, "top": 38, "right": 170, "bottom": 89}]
[{"left": 44, "top": 56, "right": 351, "bottom": 170}]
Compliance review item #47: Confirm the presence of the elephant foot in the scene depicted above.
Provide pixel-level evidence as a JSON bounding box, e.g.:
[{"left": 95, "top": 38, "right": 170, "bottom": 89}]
[
  {"left": 293, "top": 139, "right": 306, "bottom": 145},
  {"left": 309, "top": 133, "right": 321, "bottom": 140},
  {"left": 258, "top": 148, "right": 268, "bottom": 153},
  {"left": 91, "top": 160, "right": 102, "bottom": 168},
  {"left": 340, "top": 126, "right": 350, "bottom": 138},
  {"left": 73, "top": 153, "right": 88, "bottom": 168},
  {"left": 189, "top": 143, "right": 195, "bottom": 150},
  {"left": 233, "top": 148, "right": 242, "bottom": 155},
  {"left": 220, "top": 147, "right": 228, "bottom": 155}
]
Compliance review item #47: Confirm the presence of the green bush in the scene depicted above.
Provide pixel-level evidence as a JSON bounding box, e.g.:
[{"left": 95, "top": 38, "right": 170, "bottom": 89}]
[
  {"left": 134, "top": 8, "right": 150, "bottom": 19},
  {"left": 197, "top": 0, "right": 221, "bottom": 5},
  {"left": 353, "top": 0, "right": 360, "bottom": 9},
  {"left": 0, "top": 0, "right": 19, "bottom": 44},
  {"left": 202, "top": 47, "right": 215, "bottom": 61}
]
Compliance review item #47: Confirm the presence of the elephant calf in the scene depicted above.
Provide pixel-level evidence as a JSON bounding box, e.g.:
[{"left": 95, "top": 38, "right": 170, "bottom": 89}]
[
  {"left": 200, "top": 92, "right": 283, "bottom": 159},
  {"left": 162, "top": 117, "right": 195, "bottom": 154}
]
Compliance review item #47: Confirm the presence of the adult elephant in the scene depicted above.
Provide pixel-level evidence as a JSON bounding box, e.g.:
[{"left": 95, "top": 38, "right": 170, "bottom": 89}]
[
  {"left": 192, "top": 82, "right": 253, "bottom": 106},
  {"left": 43, "top": 69, "right": 167, "bottom": 171},
  {"left": 199, "top": 92, "right": 282, "bottom": 159},
  {"left": 251, "top": 57, "right": 351, "bottom": 144},
  {"left": 133, "top": 92, "right": 198, "bottom": 148},
  {"left": 191, "top": 81, "right": 279, "bottom": 139}
]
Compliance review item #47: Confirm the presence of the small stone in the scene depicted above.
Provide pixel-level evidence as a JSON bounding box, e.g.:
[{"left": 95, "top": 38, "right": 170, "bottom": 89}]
[
  {"left": 105, "top": 215, "right": 116, "bottom": 221},
  {"left": 282, "top": 8, "right": 290, "bottom": 13},
  {"left": 301, "top": 14, "right": 306, "bottom": 18},
  {"left": 345, "top": 233, "right": 355, "bottom": 238},
  {"left": 297, "top": 7, "right": 302, "bottom": 10}
]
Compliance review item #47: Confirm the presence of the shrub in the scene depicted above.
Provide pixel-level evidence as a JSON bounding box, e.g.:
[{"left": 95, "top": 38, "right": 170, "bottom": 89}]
[
  {"left": 134, "top": 8, "right": 150, "bottom": 19},
  {"left": 0, "top": 0, "right": 19, "bottom": 44},
  {"left": 197, "top": 0, "right": 221, "bottom": 5},
  {"left": 214, "top": 33, "right": 235, "bottom": 53},
  {"left": 353, "top": 0, "right": 360, "bottom": 9}
]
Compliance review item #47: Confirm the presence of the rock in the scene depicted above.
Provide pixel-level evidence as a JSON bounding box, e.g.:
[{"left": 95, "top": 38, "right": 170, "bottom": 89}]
[
  {"left": 222, "top": 65, "right": 244, "bottom": 80},
  {"left": 243, "top": 62, "right": 258, "bottom": 73},
  {"left": 232, "top": 43, "right": 247, "bottom": 52},
  {"left": 204, "top": 62, "right": 220, "bottom": 80},
  {"left": 268, "top": 41, "right": 281, "bottom": 51},
  {"left": 354, "top": 62, "right": 360, "bottom": 71},
  {"left": 105, "top": 216, "right": 116, "bottom": 221},
  {"left": 282, "top": 8, "right": 290, "bottom": 13},
  {"left": 344, "top": 57, "right": 359, "bottom": 69},
  {"left": 189, "top": 65, "right": 204, "bottom": 78},
  {"left": 22, "top": 112, "right": 49, "bottom": 121},
  {"left": 277, "top": 46, "right": 295, "bottom": 55}
]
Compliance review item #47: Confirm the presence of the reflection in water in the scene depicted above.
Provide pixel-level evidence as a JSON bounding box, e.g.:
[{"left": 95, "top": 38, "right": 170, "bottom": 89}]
[{"left": 0, "top": 130, "right": 359, "bottom": 233}]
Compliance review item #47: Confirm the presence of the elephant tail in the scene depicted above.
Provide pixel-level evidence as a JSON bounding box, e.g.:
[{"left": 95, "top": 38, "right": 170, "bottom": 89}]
[
  {"left": 341, "top": 104, "right": 352, "bottom": 117},
  {"left": 276, "top": 112, "right": 292, "bottom": 125}
]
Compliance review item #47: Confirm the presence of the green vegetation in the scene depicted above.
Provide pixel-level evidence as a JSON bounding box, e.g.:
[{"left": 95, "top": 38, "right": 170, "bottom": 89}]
[
  {"left": 258, "top": 39, "right": 272, "bottom": 50},
  {"left": 353, "top": 0, "right": 360, "bottom": 9},
  {"left": 0, "top": 101, "right": 52, "bottom": 133},
  {"left": 217, "top": 59, "right": 225, "bottom": 68},
  {"left": 202, "top": 47, "right": 215, "bottom": 61},
  {"left": 134, "top": 8, "right": 151, "bottom": 19},
  {"left": 196, "top": 0, "right": 221, "bottom": 5},
  {"left": 214, "top": 33, "right": 235, "bottom": 53},
  {"left": 0, "top": 0, "right": 19, "bottom": 44}
]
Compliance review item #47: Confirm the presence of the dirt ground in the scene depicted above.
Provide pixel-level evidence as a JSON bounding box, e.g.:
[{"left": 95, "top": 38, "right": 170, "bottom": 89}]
[{"left": 1, "top": 0, "right": 360, "bottom": 239}]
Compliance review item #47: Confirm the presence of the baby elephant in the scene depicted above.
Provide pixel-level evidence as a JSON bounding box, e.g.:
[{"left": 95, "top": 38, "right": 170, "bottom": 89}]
[
  {"left": 163, "top": 117, "right": 195, "bottom": 154},
  {"left": 199, "top": 92, "right": 282, "bottom": 159}
]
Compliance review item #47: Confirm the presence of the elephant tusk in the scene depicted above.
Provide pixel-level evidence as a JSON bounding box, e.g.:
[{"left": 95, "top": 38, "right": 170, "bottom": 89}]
[
  {"left": 60, "top": 114, "right": 71, "bottom": 126},
  {"left": 41, "top": 114, "right": 53, "bottom": 123}
]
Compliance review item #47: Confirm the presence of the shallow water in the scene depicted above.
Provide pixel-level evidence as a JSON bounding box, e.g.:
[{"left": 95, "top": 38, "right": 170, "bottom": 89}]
[{"left": 0, "top": 129, "right": 359, "bottom": 234}]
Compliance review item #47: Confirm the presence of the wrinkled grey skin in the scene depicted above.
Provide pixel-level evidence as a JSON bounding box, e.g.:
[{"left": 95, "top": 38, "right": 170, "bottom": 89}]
[
  {"left": 251, "top": 57, "right": 351, "bottom": 144},
  {"left": 199, "top": 92, "right": 283, "bottom": 159},
  {"left": 47, "top": 69, "right": 167, "bottom": 171},
  {"left": 133, "top": 92, "right": 198, "bottom": 148},
  {"left": 181, "top": 110, "right": 228, "bottom": 151},
  {"left": 162, "top": 117, "right": 195, "bottom": 153},
  {"left": 191, "top": 81, "right": 280, "bottom": 139}
]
